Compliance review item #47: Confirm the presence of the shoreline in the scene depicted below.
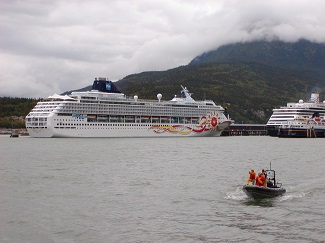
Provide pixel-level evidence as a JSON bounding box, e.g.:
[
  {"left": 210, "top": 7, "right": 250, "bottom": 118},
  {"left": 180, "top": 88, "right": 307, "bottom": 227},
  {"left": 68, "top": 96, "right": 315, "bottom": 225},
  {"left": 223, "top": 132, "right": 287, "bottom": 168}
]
[{"left": 0, "top": 128, "right": 29, "bottom": 136}]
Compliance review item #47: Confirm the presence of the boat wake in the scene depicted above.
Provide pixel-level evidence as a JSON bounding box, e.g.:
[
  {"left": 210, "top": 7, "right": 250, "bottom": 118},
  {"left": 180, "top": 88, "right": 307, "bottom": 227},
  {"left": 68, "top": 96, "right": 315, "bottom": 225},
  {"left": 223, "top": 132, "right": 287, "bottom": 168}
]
[
  {"left": 225, "top": 187, "right": 278, "bottom": 207},
  {"left": 225, "top": 186, "right": 248, "bottom": 201},
  {"left": 280, "top": 178, "right": 325, "bottom": 201},
  {"left": 278, "top": 191, "right": 307, "bottom": 201}
]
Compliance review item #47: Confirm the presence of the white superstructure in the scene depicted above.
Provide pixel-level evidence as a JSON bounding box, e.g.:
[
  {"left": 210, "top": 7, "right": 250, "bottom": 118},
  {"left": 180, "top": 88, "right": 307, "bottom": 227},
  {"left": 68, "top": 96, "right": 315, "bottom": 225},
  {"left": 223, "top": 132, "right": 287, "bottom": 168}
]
[
  {"left": 26, "top": 78, "right": 233, "bottom": 138},
  {"left": 266, "top": 92, "right": 325, "bottom": 136}
]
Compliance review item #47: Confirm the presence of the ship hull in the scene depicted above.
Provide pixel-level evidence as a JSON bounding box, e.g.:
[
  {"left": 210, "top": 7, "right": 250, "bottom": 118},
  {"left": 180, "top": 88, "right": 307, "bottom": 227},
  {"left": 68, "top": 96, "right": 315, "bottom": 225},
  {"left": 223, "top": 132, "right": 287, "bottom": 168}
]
[
  {"left": 266, "top": 126, "right": 278, "bottom": 137},
  {"left": 243, "top": 185, "right": 286, "bottom": 199},
  {"left": 27, "top": 121, "right": 231, "bottom": 138},
  {"left": 277, "top": 128, "right": 325, "bottom": 138}
]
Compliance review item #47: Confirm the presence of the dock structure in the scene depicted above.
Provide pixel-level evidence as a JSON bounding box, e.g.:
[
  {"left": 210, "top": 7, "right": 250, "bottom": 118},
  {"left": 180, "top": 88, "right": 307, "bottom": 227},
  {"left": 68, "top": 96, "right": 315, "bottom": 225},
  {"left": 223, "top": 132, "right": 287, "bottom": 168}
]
[{"left": 221, "top": 124, "right": 267, "bottom": 136}]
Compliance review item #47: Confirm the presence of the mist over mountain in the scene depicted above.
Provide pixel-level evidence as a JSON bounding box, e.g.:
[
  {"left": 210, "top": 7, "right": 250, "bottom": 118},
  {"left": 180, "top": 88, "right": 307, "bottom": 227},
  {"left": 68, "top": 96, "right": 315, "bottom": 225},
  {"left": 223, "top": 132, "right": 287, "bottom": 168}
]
[
  {"left": 190, "top": 39, "right": 325, "bottom": 82},
  {"left": 64, "top": 39, "right": 325, "bottom": 124},
  {"left": 191, "top": 40, "right": 325, "bottom": 66}
]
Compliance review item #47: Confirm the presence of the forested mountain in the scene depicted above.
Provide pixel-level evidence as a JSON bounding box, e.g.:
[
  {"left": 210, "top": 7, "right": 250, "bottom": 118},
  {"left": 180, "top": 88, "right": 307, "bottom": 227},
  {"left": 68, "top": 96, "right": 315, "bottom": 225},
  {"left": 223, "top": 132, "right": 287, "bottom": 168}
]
[
  {"left": 190, "top": 39, "right": 325, "bottom": 69},
  {"left": 116, "top": 63, "right": 321, "bottom": 124},
  {"left": 4, "top": 39, "right": 325, "bottom": 125},
  {"left": 115, "top": 40, "right": 325, "bottom": 123},
  {"left": 190, "top": 39, "right": 325, "bottom": 84}
]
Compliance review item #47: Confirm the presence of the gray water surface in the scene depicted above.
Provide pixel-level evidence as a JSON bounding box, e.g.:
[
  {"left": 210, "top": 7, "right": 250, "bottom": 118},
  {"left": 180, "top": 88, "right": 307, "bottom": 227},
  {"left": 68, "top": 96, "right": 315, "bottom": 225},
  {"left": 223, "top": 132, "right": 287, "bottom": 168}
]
[{"left": 1, "top": 136, "right": 324, "bottom": 242}]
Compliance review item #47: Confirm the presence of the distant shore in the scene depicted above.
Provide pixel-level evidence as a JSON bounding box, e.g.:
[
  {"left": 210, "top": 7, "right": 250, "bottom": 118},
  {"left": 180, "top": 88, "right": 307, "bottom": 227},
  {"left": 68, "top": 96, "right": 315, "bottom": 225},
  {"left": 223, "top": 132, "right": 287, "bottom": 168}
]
[{"left": 0, "top": 128, "right": 29, "bottom": 136}]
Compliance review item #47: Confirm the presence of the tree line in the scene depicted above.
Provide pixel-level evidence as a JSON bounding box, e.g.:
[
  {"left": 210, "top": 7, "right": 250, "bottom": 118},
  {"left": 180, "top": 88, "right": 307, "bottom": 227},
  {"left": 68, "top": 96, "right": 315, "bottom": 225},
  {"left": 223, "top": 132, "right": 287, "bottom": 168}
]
[{"left": 0, "top": 97, "right": 38, "bottom": 128}]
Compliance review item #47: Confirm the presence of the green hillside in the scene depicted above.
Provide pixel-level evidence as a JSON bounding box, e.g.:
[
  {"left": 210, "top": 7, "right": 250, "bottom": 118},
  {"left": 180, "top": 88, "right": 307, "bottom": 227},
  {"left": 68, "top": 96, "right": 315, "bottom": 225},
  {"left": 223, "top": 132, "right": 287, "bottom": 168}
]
[
  {"left": 117, "top": 62, "right": 323, "bottom": 124},
  {"left": 0, "top": 97, "right": 38, "bottom": 128}
]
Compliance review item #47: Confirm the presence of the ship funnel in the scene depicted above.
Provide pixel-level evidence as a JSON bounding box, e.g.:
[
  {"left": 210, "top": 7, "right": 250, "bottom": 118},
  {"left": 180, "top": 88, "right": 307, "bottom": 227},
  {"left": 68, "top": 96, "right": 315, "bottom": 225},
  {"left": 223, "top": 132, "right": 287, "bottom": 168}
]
[{"left": 91, "top": 79, "right": 121, "bottom": 93}]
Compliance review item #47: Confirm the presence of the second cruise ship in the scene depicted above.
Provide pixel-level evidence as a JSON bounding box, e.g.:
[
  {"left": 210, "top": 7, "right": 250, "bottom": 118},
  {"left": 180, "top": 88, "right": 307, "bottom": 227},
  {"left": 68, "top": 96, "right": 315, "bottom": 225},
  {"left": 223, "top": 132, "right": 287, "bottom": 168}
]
[{"left": 266, "top": 93, "right": 325, "bottom": 136}]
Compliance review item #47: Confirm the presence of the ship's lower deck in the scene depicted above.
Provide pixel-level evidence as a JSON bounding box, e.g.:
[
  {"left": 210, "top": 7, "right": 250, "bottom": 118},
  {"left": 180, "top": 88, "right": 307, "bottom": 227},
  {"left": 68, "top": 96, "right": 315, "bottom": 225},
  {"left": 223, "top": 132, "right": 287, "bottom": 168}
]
[
  {"left": 277, "top": 128, "right": 325, "bottom": 138},
  {"left": 26, "top": 110, "right": 232, "bottom": 138},
  {"left": 27, "top": 121, "right": 231, "bottom": 138}
]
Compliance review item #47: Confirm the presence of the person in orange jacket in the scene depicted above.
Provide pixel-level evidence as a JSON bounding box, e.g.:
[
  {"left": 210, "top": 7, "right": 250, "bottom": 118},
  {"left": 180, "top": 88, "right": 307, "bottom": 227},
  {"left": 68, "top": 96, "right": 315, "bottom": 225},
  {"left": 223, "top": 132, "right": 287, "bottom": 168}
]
[
  {"left": 246, "top": 169, "right": 256, "bottom": 185},
  {"left": 256, "top": 172, "right": 266, "bottom": 186},
  {"left": 261, "top": 169, "right": 268, "bottom": 186}
]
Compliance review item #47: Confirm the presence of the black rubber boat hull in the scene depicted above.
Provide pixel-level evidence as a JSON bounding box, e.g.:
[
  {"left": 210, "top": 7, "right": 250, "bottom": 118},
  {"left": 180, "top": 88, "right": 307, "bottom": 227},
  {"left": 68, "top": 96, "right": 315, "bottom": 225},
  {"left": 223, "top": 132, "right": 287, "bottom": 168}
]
[{"left": 243, "top": 185, "right": 286, "bottom": 199}]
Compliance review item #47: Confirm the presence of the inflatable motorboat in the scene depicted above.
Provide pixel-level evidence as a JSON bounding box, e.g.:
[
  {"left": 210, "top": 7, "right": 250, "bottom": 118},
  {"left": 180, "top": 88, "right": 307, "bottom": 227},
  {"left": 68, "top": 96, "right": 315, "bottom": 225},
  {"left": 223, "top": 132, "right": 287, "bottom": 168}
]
[{"left": 243, "top": 169, "right": 286, "bottom": 199}]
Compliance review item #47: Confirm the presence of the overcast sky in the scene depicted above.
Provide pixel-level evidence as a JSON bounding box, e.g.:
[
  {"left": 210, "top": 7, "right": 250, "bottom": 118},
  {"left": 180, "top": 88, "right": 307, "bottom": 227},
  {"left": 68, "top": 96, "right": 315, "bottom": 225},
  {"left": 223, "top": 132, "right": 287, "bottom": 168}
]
[{"left": 1, "top": 0, "right": 325, "bottom": 98}]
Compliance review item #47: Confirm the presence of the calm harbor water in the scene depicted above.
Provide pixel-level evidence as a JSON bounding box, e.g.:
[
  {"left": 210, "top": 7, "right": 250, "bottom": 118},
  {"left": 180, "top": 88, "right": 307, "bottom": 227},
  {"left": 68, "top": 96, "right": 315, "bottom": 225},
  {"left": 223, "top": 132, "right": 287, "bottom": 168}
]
[{"left": 1, "top": 135, "right": 325, "bottom": 242}]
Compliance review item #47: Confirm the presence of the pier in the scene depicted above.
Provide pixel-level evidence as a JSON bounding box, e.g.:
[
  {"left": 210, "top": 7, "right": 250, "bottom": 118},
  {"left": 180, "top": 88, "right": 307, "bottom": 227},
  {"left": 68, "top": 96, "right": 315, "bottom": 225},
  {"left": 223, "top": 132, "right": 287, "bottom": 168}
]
[{"left": 221, "top": 124, "right": 267, "bottom": 136}]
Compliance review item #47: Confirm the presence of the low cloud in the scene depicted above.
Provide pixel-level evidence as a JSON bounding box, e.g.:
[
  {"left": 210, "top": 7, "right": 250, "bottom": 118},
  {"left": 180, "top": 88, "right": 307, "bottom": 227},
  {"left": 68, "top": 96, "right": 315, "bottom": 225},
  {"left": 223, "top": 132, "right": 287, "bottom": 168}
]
[{"left": 1, "top": 0, "right": 325, "bottom": 97}]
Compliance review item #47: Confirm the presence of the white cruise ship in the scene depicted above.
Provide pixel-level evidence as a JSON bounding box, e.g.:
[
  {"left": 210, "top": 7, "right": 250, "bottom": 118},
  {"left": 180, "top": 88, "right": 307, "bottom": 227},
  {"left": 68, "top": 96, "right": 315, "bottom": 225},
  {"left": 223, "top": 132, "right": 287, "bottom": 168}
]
[
  {"left": 26, "top": 78, "right": 233, "bottom": 138},
  {"left": 266, "top": 93, "right": 325, "bottom": 136}
]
